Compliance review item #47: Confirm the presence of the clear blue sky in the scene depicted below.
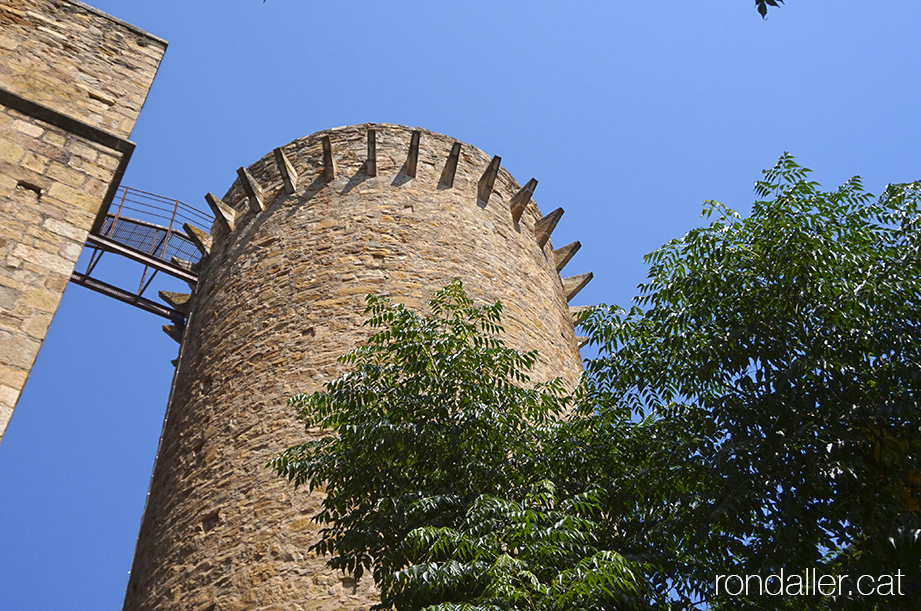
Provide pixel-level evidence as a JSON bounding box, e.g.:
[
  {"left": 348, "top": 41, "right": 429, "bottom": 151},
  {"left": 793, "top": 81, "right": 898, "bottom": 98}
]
[{"left": 1, "top": 1, "right": 920, "bottom": 609}]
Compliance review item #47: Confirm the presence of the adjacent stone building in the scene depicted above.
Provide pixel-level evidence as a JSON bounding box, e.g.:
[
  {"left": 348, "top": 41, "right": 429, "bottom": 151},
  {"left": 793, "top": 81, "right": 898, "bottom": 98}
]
[{"left": 0, "top": 0, "right": 167, "bottom": 441}]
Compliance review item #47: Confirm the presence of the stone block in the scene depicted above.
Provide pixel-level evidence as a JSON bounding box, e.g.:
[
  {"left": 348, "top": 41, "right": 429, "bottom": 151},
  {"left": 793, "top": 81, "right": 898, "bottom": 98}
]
[
  {"left": 24, "top": 312, "right": 52, "bottom": 339},
  {"left": 553, "top": 241, "right": 581, "bottom": 272},
  {"left": 273, "top": 148, "right": 298, "bottom": 195},
  {"left": 0, "top": 139, "right": 25, "bottom": 163},
  {"left": 97, "top": 152, "right": 120, "bottom": 171},
  {"left": 21, "top": 286, "right": 61, "bottom": 313},
  {"left": 0, "top": 331, "right": 40, "bottom": 371},
  {"left": 0, "top": 365, "right": 28, "bottom": 390},
  {"left": 42, "top": 272, "right": 68, "bottom": 293},
  {"left": 184, "top": 223, "right": 213, "bottom": 256},
  {"left": 46, "top": 160, "right": 86, "bottom": 188},
  {"left": 46, "top": 181, "right": 99, "bottom": 213},
  {"left": 159, "top": 291, "right": 192, "bottom": 314},
  {"left": 20, "top": 151, "right": 48, "bottom": 173},
  {"left": 82, "top": 175, "right": 108, "bottom": 199},
  {"left": 477, "top": 155, "right": 501, "bottom": 203},
  {"left": 205, "top": 193, "right": 236, "bottom": 232},
  {"left": 237, "top": 167, "right": 264, "bottom": 213},
  {"left": 10, "top": 243, "right": 72, "bottom": 275},
  {"left": 41, "top": 131, "right": 66, "bottom": 147},
  {"left": 561, "top": 272, "right": 593, "bottom": 302},
  {"left": 42, "top": 217, "right": 86, "bottom": 242},
  {"left": 0, "top": 286, "right": 19, "bottom": 310},
  {"left": 533, "top": 207, "right": 564, "bottom": 248},
  {"left": 65, "top": 140, "right": 100, "bottom": 163},
  {"left": 11, "top": 118, "right": 44, "bottom": 138},
  {"left": 57, "top": 239, "right": 83, "bottom": 262},
  {"left": 0, "top": 400, "right": 13, "bottom": 426}
]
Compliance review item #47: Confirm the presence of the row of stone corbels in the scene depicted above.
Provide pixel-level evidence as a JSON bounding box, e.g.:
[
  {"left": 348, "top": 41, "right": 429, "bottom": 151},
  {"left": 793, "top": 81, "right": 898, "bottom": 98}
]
[{"left": 160, "top": 127, "right": 593, "bottom": 347}]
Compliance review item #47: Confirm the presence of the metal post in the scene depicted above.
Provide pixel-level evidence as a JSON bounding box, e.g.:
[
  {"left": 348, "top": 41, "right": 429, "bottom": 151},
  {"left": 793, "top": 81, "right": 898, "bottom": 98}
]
[
  {"left": 109, "top": 186, "right": 129, "bottom": 238},
  {"left": 85, "top": 246, "right": 104, "bottom": 276},
  {"left": 161, "top": 199, "right": 180, "bottom": 261},
  {"left": 138, "top": 268, "right": 158, "bottom": 297}
]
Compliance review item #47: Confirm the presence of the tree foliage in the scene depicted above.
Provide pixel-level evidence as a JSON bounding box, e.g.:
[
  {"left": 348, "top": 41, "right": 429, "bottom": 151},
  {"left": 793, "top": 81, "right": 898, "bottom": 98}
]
[
  {"left": 276, "top": 159, "right": 921, "bottom": 610},
  {"left": 580, "top": 155, "right": 921, "bottom": 608},
  {"left": 756, "top": 0, "right": 784, "bottom": 19},
  {"left": 270, "top": 281, "right": 638, "bottom": 609},
  {"left": 388, "top": 482, "right": 638, "bottom": 611}
]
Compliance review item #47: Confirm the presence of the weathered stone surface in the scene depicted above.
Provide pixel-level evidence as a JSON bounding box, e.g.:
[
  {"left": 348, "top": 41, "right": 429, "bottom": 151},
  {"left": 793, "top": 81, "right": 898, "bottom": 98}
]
[
  {"left": 366, "top": 128, "right": 377, "bottom": 177},
  {"left": 569, "top": 304, "right": 592, "bottom": 321},
  {"left": 321, "top": 135, "right": 337, "bottom": 181},
  {"left": 509, "top": 178, "right": 537, "bottom": 223},
  {"left": 124, "top": 124, "right": 585, "bottom": 611},
  {"left": 205, "top": 192, "right": 236, "bottom": 233},
  {"left": 561, "top": 272, "right": 593, "bottom": 302},
  {"left": 171, "top": 256, "right": 198, "bottom": 272},
  {"left": 477, "top": 155, "right": 501, "bottom": 204},
  {"left": 162, "top": 324, "right": 183, "bottom": 343},
  {"left": 0, "top": 0, "right": 166, "bottom": 443},
  {"left": 405, "top": 130, "right": 420, "bottom": 178},
  {"left": 0, "top": 0, "right": 167, "bottom": 139},
  {"left": 159, "top": 290, "right": 192, "bottom": 314},
  {"left": 533, "top": 207, "right": 564, "bottom": 248},
  {"left": 553, "top": 240, "right": 581, "bottom": 272},
  {"left": 237, "top": 167, "right": 264, "bottom": 213},
  {"left": 273, "top": 147, "right": 298, "bottom": 194},
  {"left": 439, "top": 141, "right": 461, "bottom": 188},
  {"left": 183, "top": 223, "right": 213, "bottom": 256}
]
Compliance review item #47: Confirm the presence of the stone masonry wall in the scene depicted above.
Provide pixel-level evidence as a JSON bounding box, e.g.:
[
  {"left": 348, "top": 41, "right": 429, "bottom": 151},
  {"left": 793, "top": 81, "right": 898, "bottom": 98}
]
[
  {"left": 0, "top": 0, "right": 166, "bottom": 442},
  {"left": 124, "top": 124, "right": 589, "bottom": 611},
  {"left": 0, "top": 0, "right": 167, "bottom": 139}
]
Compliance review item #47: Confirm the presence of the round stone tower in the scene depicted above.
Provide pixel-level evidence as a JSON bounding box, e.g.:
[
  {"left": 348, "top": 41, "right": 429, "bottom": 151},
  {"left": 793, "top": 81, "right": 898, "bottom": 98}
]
[{"left": 123, "top": 124, "right": 590, "bottom": 610}]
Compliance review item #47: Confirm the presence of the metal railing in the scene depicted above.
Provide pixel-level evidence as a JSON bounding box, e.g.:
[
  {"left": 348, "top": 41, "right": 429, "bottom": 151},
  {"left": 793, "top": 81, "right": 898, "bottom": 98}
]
[
  {"left": 71, "top": 186, "right": 214, "bottom": 322},
  {"left": 101, "top": 186, "right": 211, "bottom": 266}
]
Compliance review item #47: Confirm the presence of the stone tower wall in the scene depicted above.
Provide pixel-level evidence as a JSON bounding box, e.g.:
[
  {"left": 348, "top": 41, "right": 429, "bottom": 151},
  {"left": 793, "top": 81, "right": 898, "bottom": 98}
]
[
  {"left": 124, "top": 124, "right": 589, "bottom": 610},
  {"left": 0, "top": 0, "right": 166, "bottom": 441}
]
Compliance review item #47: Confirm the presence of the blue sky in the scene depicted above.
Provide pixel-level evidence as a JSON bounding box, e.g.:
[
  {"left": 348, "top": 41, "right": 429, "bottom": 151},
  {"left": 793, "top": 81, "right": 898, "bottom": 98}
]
[{"left": 1, "top": 1, "right": 920, "bottom": 609}]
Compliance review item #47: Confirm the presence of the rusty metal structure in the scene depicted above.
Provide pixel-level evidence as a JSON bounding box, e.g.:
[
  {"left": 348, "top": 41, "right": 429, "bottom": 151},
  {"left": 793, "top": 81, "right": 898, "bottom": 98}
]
[{"left": 70, "top": 186, "right": 211, "bottom": 326}]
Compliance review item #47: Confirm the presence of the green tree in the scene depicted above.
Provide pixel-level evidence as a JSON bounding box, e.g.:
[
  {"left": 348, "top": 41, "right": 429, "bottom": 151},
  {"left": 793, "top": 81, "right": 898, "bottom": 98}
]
[
  {"left": 275, "top": 159, "right": 921, "bottom": 610},
  {"left": 389, "top": 482, "right": 638, "bottom": 611},
  {"left": 756, "top": 0, "right": 784, "bottom": 18},
  {"left": 270, "top": 281, "right": 639, "bottom": 610},
  {"left": 580, "top": 155, "right": 921, "bottom": 609}
]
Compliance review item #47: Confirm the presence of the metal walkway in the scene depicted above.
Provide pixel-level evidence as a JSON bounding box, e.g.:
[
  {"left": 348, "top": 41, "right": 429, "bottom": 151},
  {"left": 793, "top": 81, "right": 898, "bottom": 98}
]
[{"left": 70, "top": 186, "right": 212, "bottom": 323}]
